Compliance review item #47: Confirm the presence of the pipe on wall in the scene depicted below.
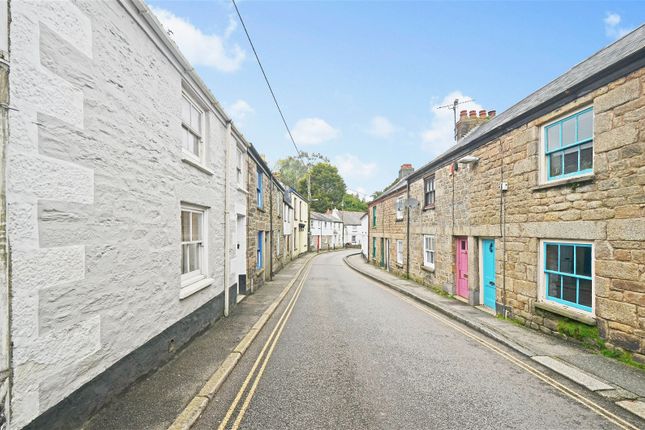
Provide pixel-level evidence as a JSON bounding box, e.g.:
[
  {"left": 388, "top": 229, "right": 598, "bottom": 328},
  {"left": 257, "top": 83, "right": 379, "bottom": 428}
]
[{"left": 223, "top": 121, "right": 232, "bottom": 317}]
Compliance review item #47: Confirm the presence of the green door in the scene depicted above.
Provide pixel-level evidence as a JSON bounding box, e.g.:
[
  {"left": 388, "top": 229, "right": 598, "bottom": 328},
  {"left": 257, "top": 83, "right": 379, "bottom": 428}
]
[{"left": 380, "top": 238, "right": 384, "bottom": 267}]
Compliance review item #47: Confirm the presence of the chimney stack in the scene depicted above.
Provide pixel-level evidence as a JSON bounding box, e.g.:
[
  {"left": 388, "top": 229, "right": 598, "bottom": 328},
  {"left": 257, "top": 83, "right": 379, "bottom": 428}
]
[
  {"left": 455, "top": 106, "right": 495, "bottom": 141},
  {"left": 398, "top": 163, "right": 414, "bottom": 180}
]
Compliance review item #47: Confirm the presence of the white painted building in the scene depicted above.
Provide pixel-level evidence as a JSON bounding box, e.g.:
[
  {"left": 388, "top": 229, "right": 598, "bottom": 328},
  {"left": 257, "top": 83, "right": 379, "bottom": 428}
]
[
  {"left": 310, "top": 212, "right": 343, "bottom": 251},
  {"left": 0, "top": 1, "right": 252, "bottom": 428},
  {"left": 332, "top": 209, "right": 366, "bottom": 247},
  {"left": 360, "top": 213, "right": 369, "bottom": 258},
  {"left": 291, "top": 189, "right": 309, "bottom": 257},
  {"left": 229, "top": 130, "right": 249, "bottom": 302}
]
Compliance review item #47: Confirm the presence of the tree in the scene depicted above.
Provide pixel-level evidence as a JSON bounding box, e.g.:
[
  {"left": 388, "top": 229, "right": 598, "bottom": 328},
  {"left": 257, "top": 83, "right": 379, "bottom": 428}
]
[
  {"left": 273, "top": 151, "right": 329, "bottom": 190},
  {"left": 342, "top": 193, "right": 368, "bottom": 212},
  {"left": 297, "top": 162, "right": 346, "bottom": 212}
]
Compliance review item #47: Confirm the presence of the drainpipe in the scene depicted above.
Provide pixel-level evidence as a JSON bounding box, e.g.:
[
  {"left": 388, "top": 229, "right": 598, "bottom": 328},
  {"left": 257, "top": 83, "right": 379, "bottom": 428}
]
[
  {"left": 269, "top": 175, "right": 273, "bottom": 281},
  {"left": 406, "top": 180, "right": 411, "bottom": 278},
  {"left": 223, "top": 121, "right": 232, "bottom": 317},
  {"left": 500, "top": 141, "right": 508, "bottom": 318}
]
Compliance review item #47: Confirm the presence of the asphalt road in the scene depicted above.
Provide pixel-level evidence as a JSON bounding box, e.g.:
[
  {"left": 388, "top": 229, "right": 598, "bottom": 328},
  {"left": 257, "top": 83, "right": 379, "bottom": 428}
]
[{"left": 193, "top": 250, "right": 636, "bottom": 430}]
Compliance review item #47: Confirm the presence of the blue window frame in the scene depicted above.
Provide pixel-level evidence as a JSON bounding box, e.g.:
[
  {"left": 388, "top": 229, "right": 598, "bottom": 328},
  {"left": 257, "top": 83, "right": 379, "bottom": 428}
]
[
  {"left": 257, "top": 169, "right": 263, "bottom": 209},
  {"left": 545, "top": 107, "right": 593, "bottom": 181},
  {"left": 257, "top": 231, "right": 263, "bottom": 269},
  {"left": 544, "top": 242, "right": 592, "bottom": 312}
]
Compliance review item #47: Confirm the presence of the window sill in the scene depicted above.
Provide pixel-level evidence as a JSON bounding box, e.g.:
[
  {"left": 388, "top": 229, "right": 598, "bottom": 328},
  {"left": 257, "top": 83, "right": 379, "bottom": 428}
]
[
  {"left": 237, "top": 186, "right": 249, "bottom": 194},
  {"left": 256, "top": 268, "right": 265, "bottom": 276},
  {"left": 532, "top": 174, "right": 594, "bottom": 192},
  {"left": 423, "top": 205, "right": 435, "bottom": 211},
  {"left": 534, "top": 300, "right": 596, "bottom": 326},
  {"left": 180, "top": 277, "right": 214, "bottom": 300},
  {"left": 395, "top": 218, "right": 404, "bottom": 222},
  {"left": 420, "top": 264, "right": 435, "bottom": 273},
  {"left": 182, "top": 156, "right": 214, "bottom": 176},
  {"left": 396, "top": 262, "right": 404, "bottom": 268}
]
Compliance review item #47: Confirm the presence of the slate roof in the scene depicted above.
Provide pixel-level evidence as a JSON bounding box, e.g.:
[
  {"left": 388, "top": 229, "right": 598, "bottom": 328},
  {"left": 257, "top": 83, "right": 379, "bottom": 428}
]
[
  {"left": 311, "top": 212, "right": 341, "bottom": 223},
  {"left": 337, "top": 211, "right": 366, "bottom": 226}
]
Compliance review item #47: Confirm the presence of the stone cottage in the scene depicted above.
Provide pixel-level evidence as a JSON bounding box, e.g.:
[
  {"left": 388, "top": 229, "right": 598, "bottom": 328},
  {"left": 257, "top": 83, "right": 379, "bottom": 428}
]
[{"left": 368, "top": 26, "right": 645, "bottom": 360}]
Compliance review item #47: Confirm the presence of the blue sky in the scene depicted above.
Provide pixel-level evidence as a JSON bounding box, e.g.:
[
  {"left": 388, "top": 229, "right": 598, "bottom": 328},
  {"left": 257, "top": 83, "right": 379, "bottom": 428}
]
[{"left": 147, "top": 0, "right": 643, "bottom": 199}]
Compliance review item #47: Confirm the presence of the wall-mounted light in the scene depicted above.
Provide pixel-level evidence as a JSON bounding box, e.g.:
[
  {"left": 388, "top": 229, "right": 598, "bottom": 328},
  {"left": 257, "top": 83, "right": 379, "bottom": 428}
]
[{"left": 458, "top": 155, "right": 479, "bottom": 164}]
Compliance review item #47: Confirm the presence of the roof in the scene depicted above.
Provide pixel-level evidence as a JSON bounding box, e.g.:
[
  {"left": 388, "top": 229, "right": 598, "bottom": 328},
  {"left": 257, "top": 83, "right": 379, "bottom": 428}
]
[
  {"left": 337, "top": 210, "right": 365, "bottom": 225},
  {"left": 409, "top": 24, "right": 645, "bottom": 182},
  {"left": 311, "top": 212, "right": 341, "bottom": 222}
]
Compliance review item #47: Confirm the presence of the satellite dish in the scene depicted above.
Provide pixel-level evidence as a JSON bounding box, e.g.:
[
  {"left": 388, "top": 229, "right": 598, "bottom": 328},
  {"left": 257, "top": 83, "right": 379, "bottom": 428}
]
[{"left": 407, "top": 198, "right": 419, "bottom": 209}]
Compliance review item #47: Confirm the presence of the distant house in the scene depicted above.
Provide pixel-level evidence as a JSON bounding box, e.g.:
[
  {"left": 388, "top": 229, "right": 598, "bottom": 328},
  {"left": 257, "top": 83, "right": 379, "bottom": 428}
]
[
  {"left": 360, "top": 213, "right": 369, "bottom": 259},
  {"left": 310, "top": 212, "right": 342, "bottom": 251},
  {"left": 333, "top": 209, "right": 366, "bottom": 247}
]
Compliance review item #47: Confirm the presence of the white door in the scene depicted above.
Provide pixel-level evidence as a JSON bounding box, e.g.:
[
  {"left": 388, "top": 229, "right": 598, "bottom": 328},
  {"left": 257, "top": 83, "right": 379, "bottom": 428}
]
[{"left": 236, "top": 214, "right": 246, "bottom": 296}]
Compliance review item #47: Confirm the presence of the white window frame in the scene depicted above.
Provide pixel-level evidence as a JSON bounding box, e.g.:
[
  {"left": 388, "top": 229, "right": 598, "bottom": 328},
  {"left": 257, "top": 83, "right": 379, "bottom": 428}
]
[
  {"left": 180, "top": 203, "right": 213, "bottom": 299},
  {"left": 423, "top": 235, "right": 435, "bottom": 270},
  {"left": 396, "top": 239, "right": 403, "bottom": 264},
  {"left": 277, "top": 233, "right": 281, "bottom": 256},
  {"left": 538, "top": 239, "right": 595, "bottom": 316},
  {"left": 396, "top": 196, "right": 404, "bottom": 220},
  {"left": 236, "top": 147, "right": 245, "bottom": 188},
  {"left": 181, "top": 91, "right": 205, "bottom": 163}
]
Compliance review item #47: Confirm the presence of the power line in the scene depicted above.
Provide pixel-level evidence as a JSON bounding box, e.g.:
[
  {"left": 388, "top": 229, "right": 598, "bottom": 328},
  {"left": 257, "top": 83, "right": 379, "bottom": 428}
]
[{"left": 231, "top": 0, "right": 302, "bottom": 159}]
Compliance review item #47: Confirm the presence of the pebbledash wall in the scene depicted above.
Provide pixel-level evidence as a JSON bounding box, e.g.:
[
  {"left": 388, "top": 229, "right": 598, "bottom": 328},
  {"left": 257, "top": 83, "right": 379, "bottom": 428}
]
[
  {"left": 369, "top": 27, "right": 645, "bottom": 360},
  {"left": 2, "top": 0, "right": 255, "bottom": 428}
]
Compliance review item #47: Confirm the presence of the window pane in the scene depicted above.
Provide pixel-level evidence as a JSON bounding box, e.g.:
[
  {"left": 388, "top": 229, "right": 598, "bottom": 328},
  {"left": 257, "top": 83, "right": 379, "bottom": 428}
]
[
  {"left": 181, "top": 211, "right": 190, "bottom": 241},
  {"left": 562, "top": 118, "right": 576, "bottom": 146},
  {"left": 580, "top": 143, "right": 593, "bottom": 170},
  {"left": 546, "top": 244, "right": 558, "bottom": 271},
  {"left": 188, "top": 244, "right": 198, "bottom": 272},
  {"left": 578, "top": 110, "right": 593, "bottom": 141},
  {"left": 547, "top": 125, "right": 560, "bottom": 151},
  {"left": 579, "top": 279, "right": 592, "bottom": 307},
  {"left": 563, "top": 147, "right": 578, "bottom": 174},
  {"left": 560, "top": 245, "right": 574, "bottom": 273},
  {"left": 548, "top": 274, "right": 561, "bottom": 298},
  {"left": 182, "top": 97, "right": 191, "bottom": 124},
  {"left": 562, "top": 276, "right": 577, "bottom": 303},
  {"left": 575, "top": 246, "right": 592, "bottom": 277},
  {"left": 550, "top": 153, "right": 562, "bottom": 177},
  {"left": 192, "top": 212, "right": 202, "bottom": 241},
  {"left": 190, "top": 104, "right": 201, "bottom": 130},
  {"left": 181, "top": 244, "right": 188, "bottom": 274}
]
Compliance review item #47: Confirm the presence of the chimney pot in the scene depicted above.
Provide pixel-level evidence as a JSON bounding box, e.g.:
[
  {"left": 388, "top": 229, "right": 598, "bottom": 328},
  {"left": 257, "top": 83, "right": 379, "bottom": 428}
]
[
  {"left": 469, "top": 110, "right": 477, "bottom": 118},
  {"left": 488, "top": 110, "right": 496, "bottom": 118},
  {"left": 459, "top": 110, "right": 467, "bottom": 118},
  {"left": 479, "top": 110, "right": 487, "bottom": 118}
]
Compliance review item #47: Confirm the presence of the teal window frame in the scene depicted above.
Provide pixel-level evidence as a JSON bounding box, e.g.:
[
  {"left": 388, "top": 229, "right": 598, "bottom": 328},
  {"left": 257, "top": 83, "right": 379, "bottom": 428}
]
[
  {"left": 372, "top": 206, "right": 377, "bottom": 227},
  {"left": 257, "top": 169, "right": 264, "bottom": 209},
  {"left": 543, "top": 241, "right": 593, "bottom": 312},
  {"left": 257, "top": 231, "right": 263, "bottom": 269},
  {"left": 372, "top": 238, "right": 376, "bottom": 258},
  {"left": 544, "top": 107, "right": 593, "bottom": 181}
]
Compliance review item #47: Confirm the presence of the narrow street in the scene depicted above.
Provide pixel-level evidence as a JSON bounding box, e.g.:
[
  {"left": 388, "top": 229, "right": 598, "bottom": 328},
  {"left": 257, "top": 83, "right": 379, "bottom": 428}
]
[{"left": 192, "top": 251, "right": 637, "bottom": 430}]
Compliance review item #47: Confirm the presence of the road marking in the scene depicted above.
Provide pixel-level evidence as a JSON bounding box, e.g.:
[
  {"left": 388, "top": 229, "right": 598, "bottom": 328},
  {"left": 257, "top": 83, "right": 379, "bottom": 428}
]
[
  {"left": 364, "top": 276, "right": 640, "bottom": 430},
  {"left": 218, "top": 260, "right": 313, "bottom": 430}
]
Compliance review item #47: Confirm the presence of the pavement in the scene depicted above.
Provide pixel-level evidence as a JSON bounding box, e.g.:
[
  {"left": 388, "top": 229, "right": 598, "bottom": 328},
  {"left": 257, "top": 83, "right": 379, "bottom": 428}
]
[
  {"left": 83, "top": 253, "right": 314, "bottom": 430},
  {"left": 343, "top": 251, "right": 645, "bottom": 422},
  {"left": 191, "top": 250, "right": 643, "bottom": 429}
]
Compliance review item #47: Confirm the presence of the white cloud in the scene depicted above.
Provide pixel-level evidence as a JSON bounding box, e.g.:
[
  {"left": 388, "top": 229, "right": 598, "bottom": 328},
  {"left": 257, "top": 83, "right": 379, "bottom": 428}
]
[
  {"left": 228, "top": 99, "right": 254, "bottom": 124},
  {"left": 604, "top": 12, "right": 631, "bottom": 40},
  {"left": 151, "top": 7, "right": 245, "bottom": 72},
  {"left": 420, "top": 91, "right": 483, "bottom": 156},
  {"left": 291, "top": 118, "right": 340, "bottom": 146},
  {"left": 335, "top": 154, "right": 377, "bottom": 180},
  {"left": 367, "top": 115, "right": 396, "bottom": 139}
]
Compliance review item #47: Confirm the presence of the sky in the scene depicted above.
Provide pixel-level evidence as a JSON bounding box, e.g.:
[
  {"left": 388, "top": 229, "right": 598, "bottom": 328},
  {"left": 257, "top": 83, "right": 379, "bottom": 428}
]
[{"left": 147, "top": 0, "right": 643, "bottom": 200}]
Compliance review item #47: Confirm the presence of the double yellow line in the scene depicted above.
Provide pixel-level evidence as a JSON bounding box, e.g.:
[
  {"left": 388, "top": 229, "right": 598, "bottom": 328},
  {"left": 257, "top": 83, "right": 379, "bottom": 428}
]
[
  {"left": 369, "top": 278, "right": 640, "bottom": 430},
  {"left": 218, "top": 259, "right": 313, "bottom": 430}
]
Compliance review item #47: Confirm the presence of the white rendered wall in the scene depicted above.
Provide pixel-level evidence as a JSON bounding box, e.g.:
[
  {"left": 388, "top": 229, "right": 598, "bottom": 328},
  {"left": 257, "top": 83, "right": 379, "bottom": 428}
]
[{"left": 7, "top": 1, "right": 226, "bottom": 426}]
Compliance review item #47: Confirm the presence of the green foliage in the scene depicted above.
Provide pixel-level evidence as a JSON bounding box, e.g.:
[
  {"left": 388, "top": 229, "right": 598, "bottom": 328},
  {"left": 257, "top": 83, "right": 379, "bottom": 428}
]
[
  {"left": 298, "top": 163, "right": 346, "bottom": 212},
  {"left": 342, "top": 193, "right": 368, "bottom": 212},
  {"left": 555, "top": 319, "right": 645, "bottom": 371},
  {"left": 273, "top": 152, "right": 329, "bottom": 190}
]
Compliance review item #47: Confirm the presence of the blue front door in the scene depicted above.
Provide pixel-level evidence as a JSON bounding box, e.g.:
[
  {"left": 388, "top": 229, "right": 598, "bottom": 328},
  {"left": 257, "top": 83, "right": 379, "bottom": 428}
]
[{"left": 482, "top": 239, "right": 496, "bottom": 310}]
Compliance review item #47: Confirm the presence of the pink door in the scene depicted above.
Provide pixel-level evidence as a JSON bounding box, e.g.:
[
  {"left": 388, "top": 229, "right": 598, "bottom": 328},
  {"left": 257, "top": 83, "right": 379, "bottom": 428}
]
[{"left": 456, "top": 238, "right": 469, "bottom": 298}]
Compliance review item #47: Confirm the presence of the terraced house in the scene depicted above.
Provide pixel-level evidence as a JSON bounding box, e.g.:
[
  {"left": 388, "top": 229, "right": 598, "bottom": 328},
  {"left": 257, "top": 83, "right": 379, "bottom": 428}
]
[{"left": 368, "top": 26, "right": 645, "bottom": 360}]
